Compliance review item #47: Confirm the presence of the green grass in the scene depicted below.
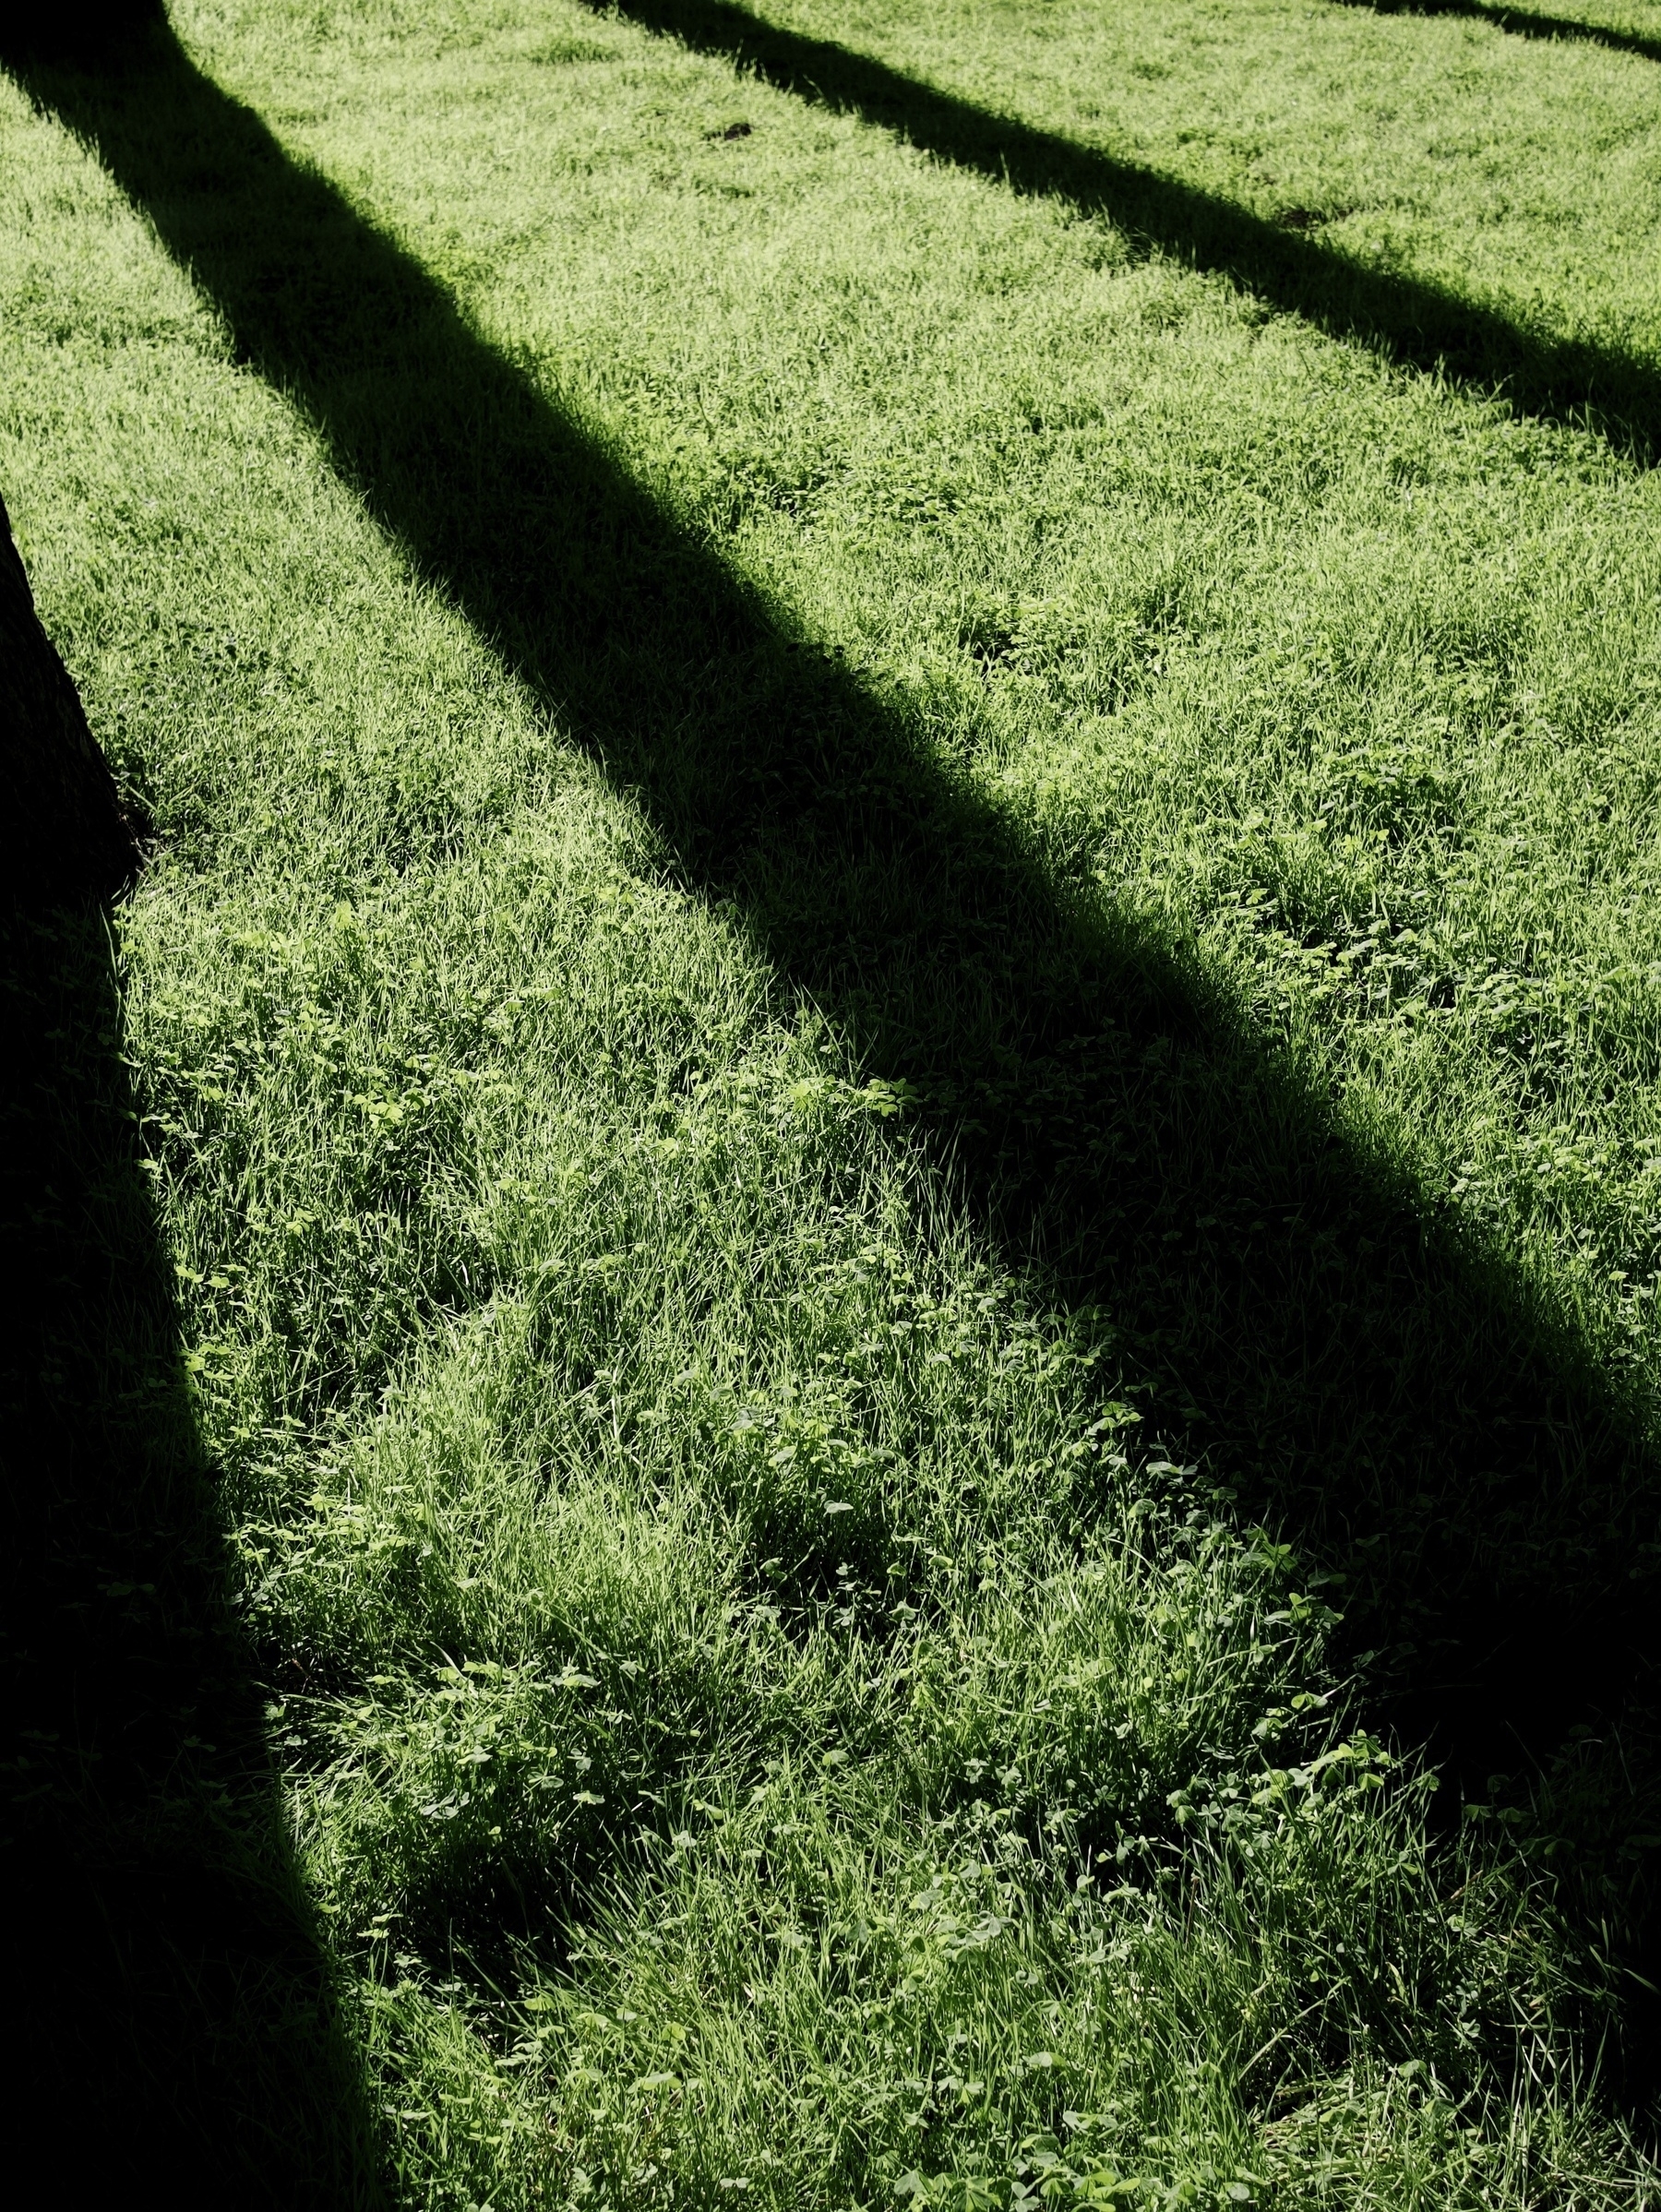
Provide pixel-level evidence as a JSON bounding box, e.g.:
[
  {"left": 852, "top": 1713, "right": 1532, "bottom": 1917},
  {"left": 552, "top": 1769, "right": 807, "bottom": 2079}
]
[{"left": 6, "top": 0, "right": 1661, "bottom": 2201}]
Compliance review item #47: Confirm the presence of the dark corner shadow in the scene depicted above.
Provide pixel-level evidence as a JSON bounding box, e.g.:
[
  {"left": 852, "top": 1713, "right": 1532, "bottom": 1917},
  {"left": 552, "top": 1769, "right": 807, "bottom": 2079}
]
[
  {"left": 9, "top": 17, "right": 1661, "bottom": 2098},
  {"left": 1333, "top": 0, "right": 1661, "bottom": 71},
  {"left": 0, "top": 869, "right": 383, "bottom": 2168},
  {"left": 600, "top": 0, "right": 1661, "bottom": 466}
]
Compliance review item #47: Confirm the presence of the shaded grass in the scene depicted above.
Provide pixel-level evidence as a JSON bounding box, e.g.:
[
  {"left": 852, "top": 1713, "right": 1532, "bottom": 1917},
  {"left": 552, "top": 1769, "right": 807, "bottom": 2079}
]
[
  {"left": 0, "top": 906, "right": 382, "bottom": 2199},
  {"left": 6, "top": 0, "right": 1661, "bottom": 2200}
]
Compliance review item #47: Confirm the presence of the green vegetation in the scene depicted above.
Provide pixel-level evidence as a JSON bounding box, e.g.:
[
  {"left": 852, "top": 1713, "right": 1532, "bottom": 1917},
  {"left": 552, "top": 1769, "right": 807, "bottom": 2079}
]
[{"left": 6, "top": 0, "right": 1661, "bottom": 2200}]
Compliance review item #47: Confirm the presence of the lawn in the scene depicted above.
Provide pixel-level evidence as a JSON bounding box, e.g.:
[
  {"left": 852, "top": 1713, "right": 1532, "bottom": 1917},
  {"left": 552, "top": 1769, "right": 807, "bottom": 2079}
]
[{"left": 6, "top": 0, "right": 1661, "bottom": 2202}]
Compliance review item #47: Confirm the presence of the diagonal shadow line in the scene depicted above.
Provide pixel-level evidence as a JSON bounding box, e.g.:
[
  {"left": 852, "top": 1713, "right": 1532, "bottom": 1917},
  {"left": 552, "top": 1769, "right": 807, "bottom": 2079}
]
[
  {"left": 11, "top": 17, "right": 1661, "bottom": 2082},
  {"left": 1332, "top": 0, "right": 1661, "bottom": 69},
  {"left": 601, "top": 0, "right": 1661, "bottom": 467}
]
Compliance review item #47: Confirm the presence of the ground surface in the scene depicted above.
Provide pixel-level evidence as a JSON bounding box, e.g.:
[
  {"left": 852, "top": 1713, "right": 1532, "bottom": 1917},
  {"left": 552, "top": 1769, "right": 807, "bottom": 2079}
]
[{"left": 6, "top": 1, "right": 1661, "bottom": 2203}]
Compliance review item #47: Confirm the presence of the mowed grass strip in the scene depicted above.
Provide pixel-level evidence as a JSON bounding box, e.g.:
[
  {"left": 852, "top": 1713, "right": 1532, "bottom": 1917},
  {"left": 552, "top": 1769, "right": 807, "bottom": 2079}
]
[{"left": 5, "top": 0, "right": 1661, "bottom": 2203}]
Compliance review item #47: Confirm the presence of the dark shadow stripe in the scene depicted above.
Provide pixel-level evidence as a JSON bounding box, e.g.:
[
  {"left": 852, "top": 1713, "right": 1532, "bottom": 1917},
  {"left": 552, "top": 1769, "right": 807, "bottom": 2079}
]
[
  {"left": 1334, "top": 0, "right": 1661, "bottom": 69},
  {"left": 10, "top": 16, "right": 1661, "bottom": 2092},
  {"left": 0, "top": 898, "right": 385, "bottom": 2197},
  {"left": 600, "top": 0, "right": 1661, "bottom": 465}
]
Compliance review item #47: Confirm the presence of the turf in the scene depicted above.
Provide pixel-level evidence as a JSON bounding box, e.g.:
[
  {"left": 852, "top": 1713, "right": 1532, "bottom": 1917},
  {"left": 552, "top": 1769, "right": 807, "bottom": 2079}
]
[{"left": 5, "top": 0, "right": 1661, "bottom": 2202}]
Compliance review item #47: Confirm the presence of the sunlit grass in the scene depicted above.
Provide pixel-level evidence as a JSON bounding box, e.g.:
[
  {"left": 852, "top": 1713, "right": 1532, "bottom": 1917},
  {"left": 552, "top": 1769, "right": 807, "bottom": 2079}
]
[{"left": 6, "top": 0, "right": 1661, "bottom": 2201}]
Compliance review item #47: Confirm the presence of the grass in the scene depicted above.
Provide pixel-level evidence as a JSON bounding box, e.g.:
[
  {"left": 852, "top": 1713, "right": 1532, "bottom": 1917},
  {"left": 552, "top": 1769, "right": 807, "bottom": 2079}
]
[{"left": 6, "top": 0, "right": 1661, "bottom": 2200}]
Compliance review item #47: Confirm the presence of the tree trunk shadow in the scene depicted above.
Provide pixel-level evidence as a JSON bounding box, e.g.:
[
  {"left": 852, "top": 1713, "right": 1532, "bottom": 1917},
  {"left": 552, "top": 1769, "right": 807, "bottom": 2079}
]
[
  {"left": 601, "top": 0, "right": 1661, "bottom": 463},
  {"left": 1331, "top": 0, "right": 1661, "bottom": 73},
  {"left": 1, "top": 903, "right": 384, "bottom": 2195},
  {"left": 8, "top": 14, "right": 1660, "bottom": 2106}
]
